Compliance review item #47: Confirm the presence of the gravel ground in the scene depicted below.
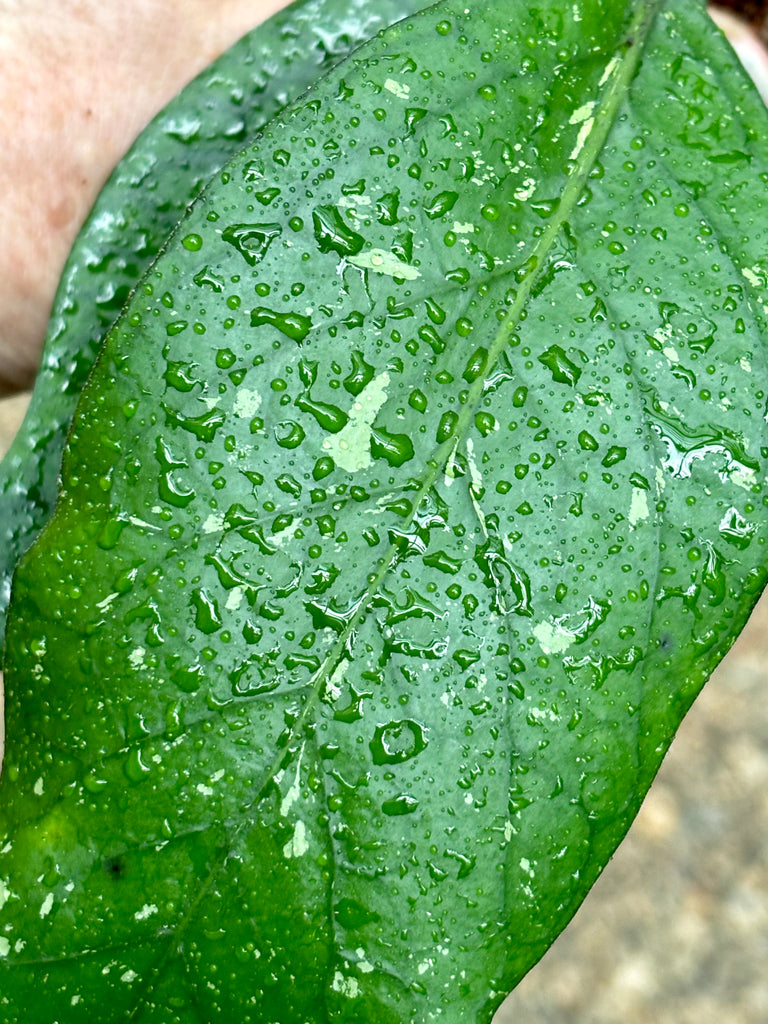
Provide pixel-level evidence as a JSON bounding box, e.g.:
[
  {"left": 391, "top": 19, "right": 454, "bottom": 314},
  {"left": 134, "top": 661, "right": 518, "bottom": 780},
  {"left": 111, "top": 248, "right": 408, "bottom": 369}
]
[{"left": 1, "top": 5, "right": 767, "bottom": 1021}]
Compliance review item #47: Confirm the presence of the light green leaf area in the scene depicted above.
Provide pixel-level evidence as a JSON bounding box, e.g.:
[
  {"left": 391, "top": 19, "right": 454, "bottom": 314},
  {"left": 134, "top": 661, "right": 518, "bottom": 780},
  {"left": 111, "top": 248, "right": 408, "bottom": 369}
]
[
  {"left": 0, "top": 0, "right": 425, "bottom": 643},
  {"left": 2, "top": 1, "right": 768, "bottom": 1021}
]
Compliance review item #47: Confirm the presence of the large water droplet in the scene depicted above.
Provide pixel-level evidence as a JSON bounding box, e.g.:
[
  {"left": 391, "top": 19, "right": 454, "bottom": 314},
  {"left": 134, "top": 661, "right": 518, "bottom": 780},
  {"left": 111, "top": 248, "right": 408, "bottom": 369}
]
[
  {"left": 312, "top": 204, "right": 365, "bottom": 256},
  {"left": 222, "top": 222, "right": 282, "bottom": 266},
  {"left": 369, "top": 719, "right": 428, "bottom": 765},
  {"left": 250, "top": 306, "right": 312, "bottom": 342}
]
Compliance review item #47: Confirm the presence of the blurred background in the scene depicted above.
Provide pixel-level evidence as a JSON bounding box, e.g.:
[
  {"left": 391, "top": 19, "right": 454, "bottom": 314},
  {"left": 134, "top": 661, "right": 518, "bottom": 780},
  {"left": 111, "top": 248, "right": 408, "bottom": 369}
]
[{"left": 0, "top": 3, "right": 766, "bottom": 1021}]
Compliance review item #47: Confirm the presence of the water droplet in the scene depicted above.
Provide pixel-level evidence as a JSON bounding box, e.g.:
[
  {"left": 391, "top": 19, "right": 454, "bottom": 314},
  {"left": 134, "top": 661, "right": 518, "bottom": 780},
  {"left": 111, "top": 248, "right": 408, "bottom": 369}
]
[
  {"left": 370, "top": 427, "right": 414, "bottom": 467},
  {"left": 436, "top": 411, "right": 459, "bottom": 443},
  {"left": 343, "top": 351, "right": 375, "bottom": 396},
  {"left": 462, "top": 347, "right": 489, "bottom": 382},
  {"left": 538, "top": 344, "right": 582, "bottom": 386},
  {"left": 409, "top": 389, "right": 428, "bottom": 413},
  {"left": 403, "top": 107, "right": 428, "bottom": 139},
  {"left": 719, "top": 506, "right": 756, "bottom": 549},
  {"left": 312, "top": 204, "right": 365, "bottom": 256},
  {"left": 377, "top": 189, "right": 400, "bottom": 225},
  {"left": 275, "top": 420, "right": 306, "bottom": 449},
  {"left": 182, "top": 233, "right": 203, "bottom": 252},
  {"left": 155, "top": 437, "right": 195, "bottom": 508},
  {"left": 641, "top": 383, "right": 758, "bottom": 478},
  {"left": 191, "top": 588, "right": 223, "bottom": 634},
  {"left": 370, "top": 719, "right": 428, "bottom": 765},
  {"left": 382, "top": 794, "right": 418, "bottom": 816},
  {"left": 250, "top": 306, "right": 312, "bottom": 343},
  {"left": 222, "top": 222, "right": 281, "bottom": 266},
  {"left": 295, "top": 392, "right": 349, "bottom": 433},
  {"left": 424, "top": 190, "right": 460, "bottom": 220},
  {"left": 124, "top": 747, "right": 151, "bottom": 783},
  {"left": 162, "top": 404, "right": 226, "bottom": 443},
  {"left": 171, "top": 662, "right": 205, "bottom": 694}
]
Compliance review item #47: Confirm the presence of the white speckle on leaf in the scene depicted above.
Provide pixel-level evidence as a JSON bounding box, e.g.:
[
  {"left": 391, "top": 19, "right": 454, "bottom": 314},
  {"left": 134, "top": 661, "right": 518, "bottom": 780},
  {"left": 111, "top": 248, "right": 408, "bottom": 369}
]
[
  {"left": 283, "top": 820, "right": 309, "bottom": 859},
  {"left": 569, "top": 118, "right": 594, "bottom": 161},
  {"left": 628, "top": 487, "right": 650, "bottom": 528},
  {"left": 528, "top": 706, "right": 559, "bottom": 723},
  {"left": 599, "top": 55, "right": 620, "bottom": 86},
  {"left": 196, "top": 783, "right": 214, "bottom": 797},
  {"left": 742, "top": 266, "right": 764, "bottom": 289},
  {"left": 418, "top": 958, "right": 434, "bottom": 976},
  {"left": 347, "top": 248, "right": 420, "bottom": 280},
  {"left": 729, "top": 465, "right": 758, "bottom": 491},
  {"left": 280, "top": 748, "right": 304, "bottom": 817},
  {"left": 383, "top": 78, "right": 410, "bottom": 99},
  {"left": 128, "top": 647, "right": 146, "bottom": 671},
  {"left": 322, "top": 372, "right": 390, "bottom": 472},
  {"left": 533, "top": 619, "right": 574, "bottom": 655},
  {"left": 71, "top": 995, "right": 82, "bottom": 1007},
  {"left": 652, "top": 322, "right": 674, "bottom": 347},
  {"left": 452, "top": 221, "right": 475, "bottom": 234},
  {"left": 513, "top": 178, "right": 536, "bottom": 201},
  {"left": 0, "top": 938, "right": 9, "bottom": 958},
  {"left": 225, "top": 586, "right": 246, "bottom": 611},
  {"left": 135, "top": 903, "right": 159, "bottom": 921},
  {"left": 504, "top": 821, "right": 514, "bottom": 842},
  {"left": 332, "top": 971, "right": 361, "bottom": 998},
  {"left": 127, "top": 516, "right": 161, "bottom": 533},
  {"left": 0, "top": 880, "right": 10, "bottom": 910},
  {"left": 96, "top": 592, "right": 120, "bottom": 613},
  {"left": 338, "top": 193, "right": 372, "bottom": 210},
  {"left": 569, "top": 101, "right": 595, "bottom": 125},
  {"left": 40, "top": 893, "right": 54, "bottom": 918},
  {"left": 662, "top": 346, "right": 679, "bottom": 364},
  {"left": 233, "top": 388, "right": 262, "bottom": 419},
  {"left": 33, "top": 777, "right": 44, "bottom": 796},
  {"left": 326, "top": 659, "right": 348, "bottom": 703},
  {"left": 121, "top": 970, "right": 138, "bottom": 984},
  {"left": 355, "top": 948, "right": 375, "bottom": 973},
  {"left": 202, "top": 512, "right": 225, "bottom": 534}
]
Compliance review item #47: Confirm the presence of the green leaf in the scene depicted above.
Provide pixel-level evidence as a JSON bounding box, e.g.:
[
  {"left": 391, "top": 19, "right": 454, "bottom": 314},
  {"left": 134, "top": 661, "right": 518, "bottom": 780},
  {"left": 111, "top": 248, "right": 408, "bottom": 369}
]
[
  {"left": 3, "top": 0, "right": 768, "bottom": 1020},
  {"left": 0, "top": 0, "right": 426, "bottom": 646}
]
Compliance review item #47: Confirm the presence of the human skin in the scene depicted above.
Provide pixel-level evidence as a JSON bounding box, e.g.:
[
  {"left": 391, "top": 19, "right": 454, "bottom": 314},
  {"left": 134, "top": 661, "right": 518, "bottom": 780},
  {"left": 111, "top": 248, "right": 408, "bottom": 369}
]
[{"left": 0, "top": 0, "right": 292, "bottom": 394}]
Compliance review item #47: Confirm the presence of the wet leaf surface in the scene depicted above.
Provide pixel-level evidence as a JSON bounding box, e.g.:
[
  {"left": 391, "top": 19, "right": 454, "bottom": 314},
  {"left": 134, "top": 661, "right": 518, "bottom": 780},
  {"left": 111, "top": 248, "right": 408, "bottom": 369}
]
[
  {"left": 2, "top": 1, "right": 768, "bottom": 1021},
  {"left": 0, "top": 0, "right": 425, "bottom": 645}
]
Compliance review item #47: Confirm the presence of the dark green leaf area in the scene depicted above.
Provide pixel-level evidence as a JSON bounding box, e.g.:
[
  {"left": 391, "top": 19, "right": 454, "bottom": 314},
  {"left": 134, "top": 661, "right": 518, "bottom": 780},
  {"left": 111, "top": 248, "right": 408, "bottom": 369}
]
[
  {"left": 0, "top": 0, "right": 427, "bottom": 644},
  {"left": 4, "top": 1, "right": 768, "bottom": 1022}
]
